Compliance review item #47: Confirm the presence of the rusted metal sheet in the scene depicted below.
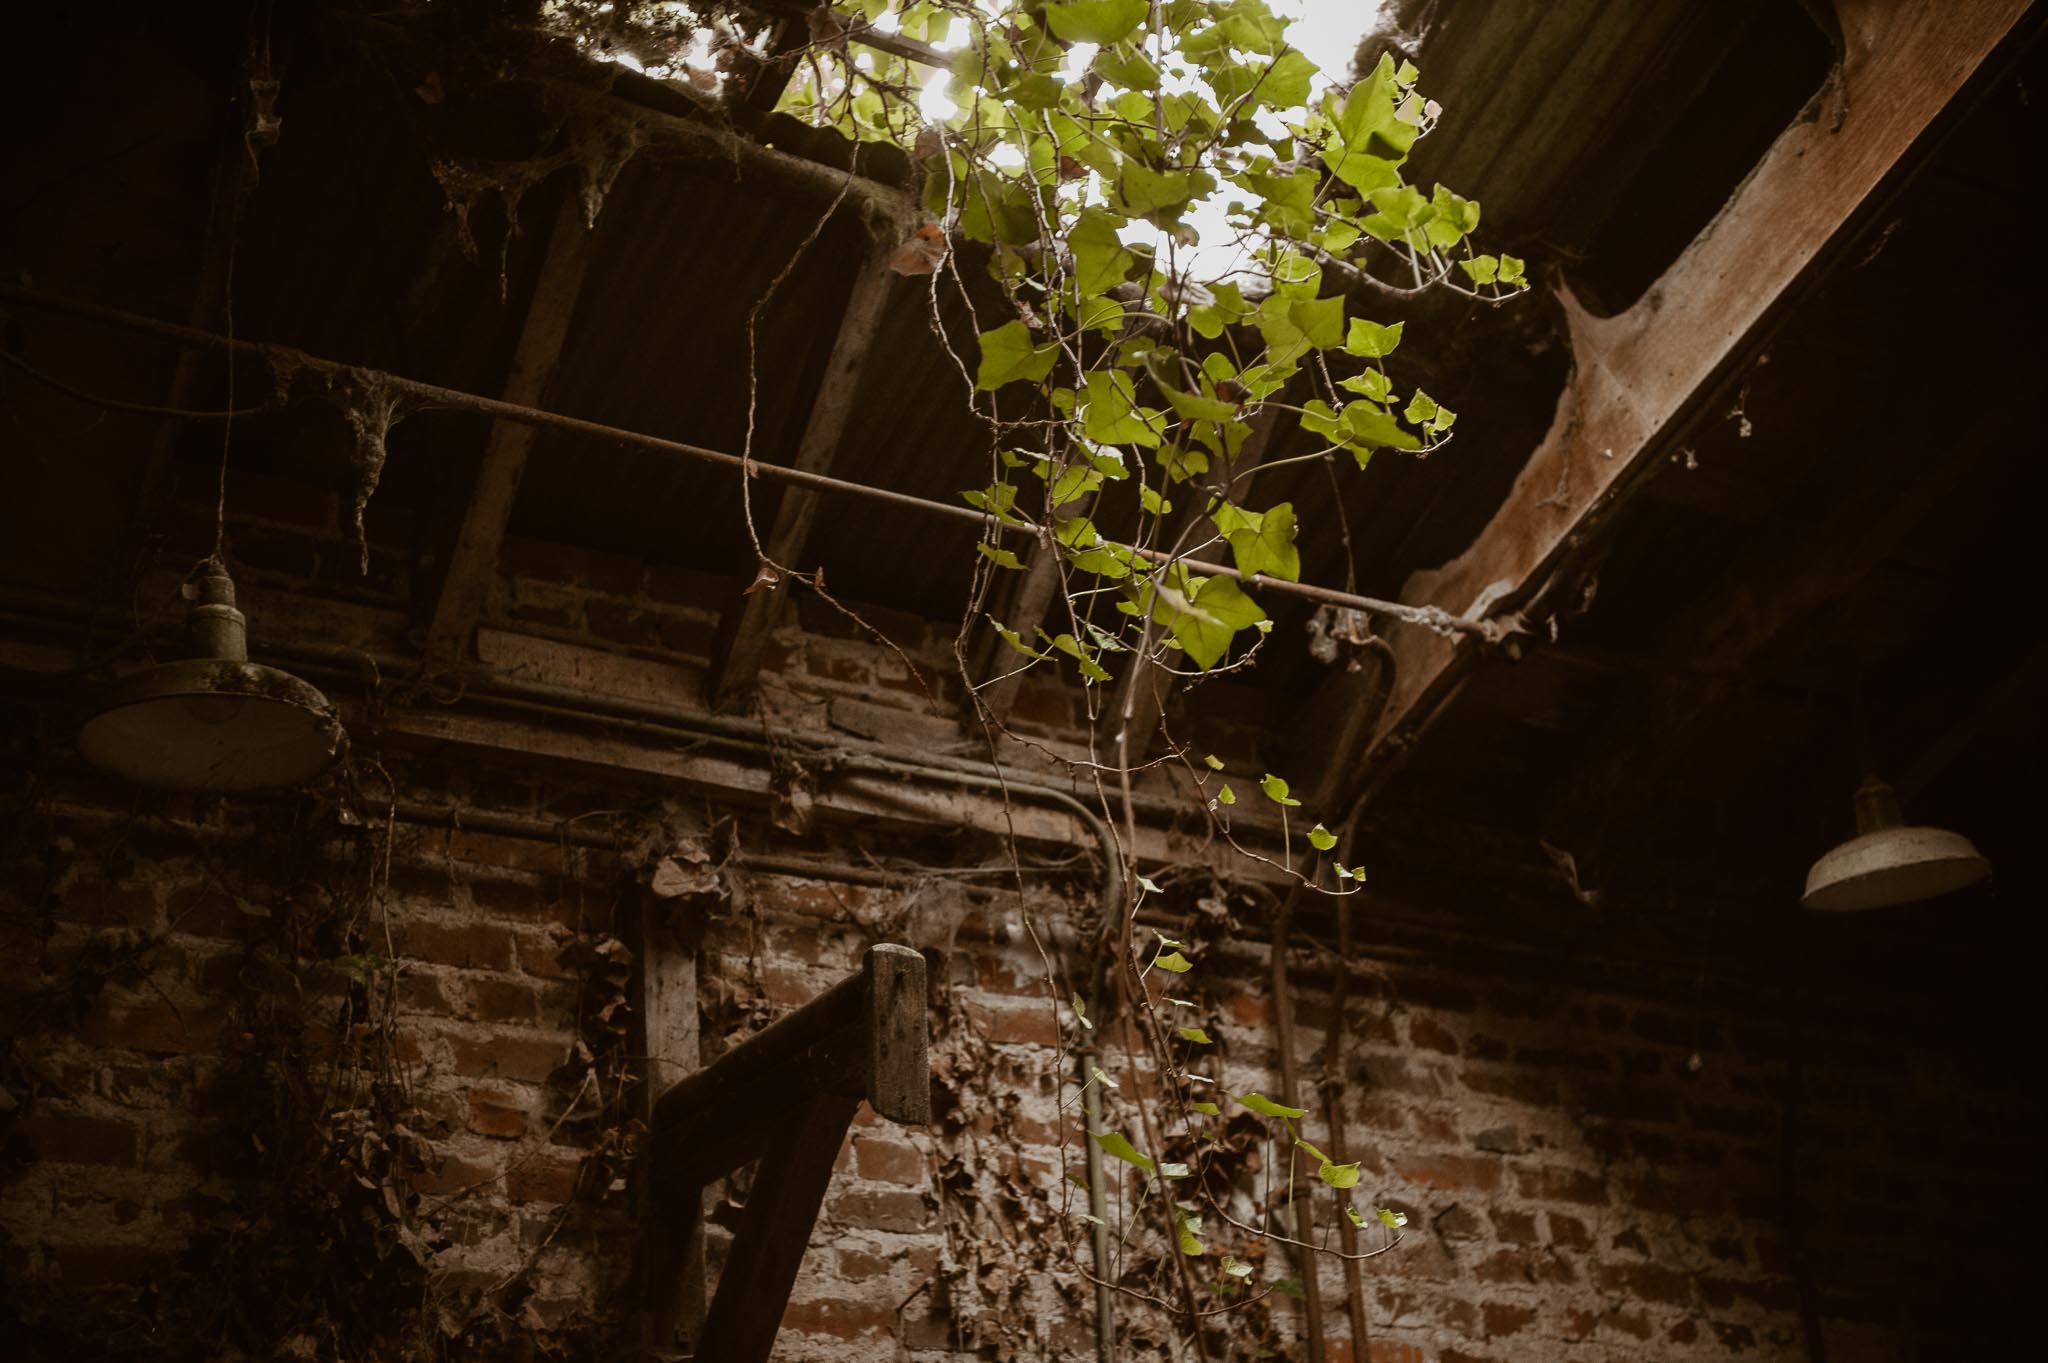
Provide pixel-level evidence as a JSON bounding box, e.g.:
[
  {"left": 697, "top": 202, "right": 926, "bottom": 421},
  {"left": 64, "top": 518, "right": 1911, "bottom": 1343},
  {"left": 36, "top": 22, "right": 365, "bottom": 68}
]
[{"left": 1355, "top": 0, "right": 2034, "bottom": 795}]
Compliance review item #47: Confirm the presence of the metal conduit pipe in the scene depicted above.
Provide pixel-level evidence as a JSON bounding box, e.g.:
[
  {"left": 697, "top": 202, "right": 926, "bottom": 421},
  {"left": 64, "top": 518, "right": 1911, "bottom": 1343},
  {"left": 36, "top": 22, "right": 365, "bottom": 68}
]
[{"left": 0, "top": 283, "right": 1495, "bottom": 642}]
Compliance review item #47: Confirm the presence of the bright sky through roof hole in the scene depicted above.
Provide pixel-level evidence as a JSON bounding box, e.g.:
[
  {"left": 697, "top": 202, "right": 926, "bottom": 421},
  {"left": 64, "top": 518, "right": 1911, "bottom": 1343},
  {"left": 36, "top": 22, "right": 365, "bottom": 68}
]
[{"left": 914, "top": 1, "right": 1396, "bottom": 281}]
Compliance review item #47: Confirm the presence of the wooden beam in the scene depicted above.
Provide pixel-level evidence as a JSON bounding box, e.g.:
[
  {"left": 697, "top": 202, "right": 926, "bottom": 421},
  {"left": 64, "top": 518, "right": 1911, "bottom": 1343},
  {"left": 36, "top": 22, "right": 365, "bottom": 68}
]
[
  {"left": 423, "top": 192, "right": 599, "bottom": 659},
  {"left": 1346, "top": 0, "right": 2033, "bottom": 801},
  {"left": 709, "top": 247, "right": 897, "bottom": 708}
]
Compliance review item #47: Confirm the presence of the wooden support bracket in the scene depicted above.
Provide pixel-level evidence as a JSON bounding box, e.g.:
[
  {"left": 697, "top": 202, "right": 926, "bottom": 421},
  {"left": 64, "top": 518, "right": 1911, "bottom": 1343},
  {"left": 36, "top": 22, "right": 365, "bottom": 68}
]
[
  {"left": 1332, "top": 0, "right": 2034, "bottom": 809},
  {"left": 641, "top": 943, "right": 929, "bottom": 1362}
]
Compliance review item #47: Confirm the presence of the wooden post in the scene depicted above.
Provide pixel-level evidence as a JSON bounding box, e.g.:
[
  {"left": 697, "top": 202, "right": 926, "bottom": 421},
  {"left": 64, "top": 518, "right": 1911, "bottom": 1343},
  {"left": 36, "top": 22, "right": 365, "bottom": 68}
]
[{"left": 635, "top": 891, "right": 705, "bottom": 1356}]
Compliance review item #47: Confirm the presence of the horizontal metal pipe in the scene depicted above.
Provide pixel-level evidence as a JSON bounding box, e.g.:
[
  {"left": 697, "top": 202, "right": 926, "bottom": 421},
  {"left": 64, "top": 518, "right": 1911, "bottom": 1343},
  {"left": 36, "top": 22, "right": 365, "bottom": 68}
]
[{"left": 0, "top": 283, "right": 1491, "bottom": 639}]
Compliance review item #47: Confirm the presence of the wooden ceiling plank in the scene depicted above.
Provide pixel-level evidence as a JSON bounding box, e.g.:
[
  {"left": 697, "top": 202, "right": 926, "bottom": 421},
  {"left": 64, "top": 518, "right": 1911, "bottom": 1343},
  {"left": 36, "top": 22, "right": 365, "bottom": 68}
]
[
  {"left": 423, "top": 193, "right": 599, "bottom": 660},
  {"left": 1346, "top": 0, "right": 2033, "bottom": 805},
  {"left": 708, "top": 245, "right": 896, "bottom": 709}
]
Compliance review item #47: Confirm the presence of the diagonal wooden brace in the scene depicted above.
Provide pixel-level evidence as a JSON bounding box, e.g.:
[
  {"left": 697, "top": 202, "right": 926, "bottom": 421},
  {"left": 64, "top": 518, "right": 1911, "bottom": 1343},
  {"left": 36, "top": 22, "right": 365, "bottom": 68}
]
[{"left": 642, "top": 944, "right": 929, "bottom": 1362}]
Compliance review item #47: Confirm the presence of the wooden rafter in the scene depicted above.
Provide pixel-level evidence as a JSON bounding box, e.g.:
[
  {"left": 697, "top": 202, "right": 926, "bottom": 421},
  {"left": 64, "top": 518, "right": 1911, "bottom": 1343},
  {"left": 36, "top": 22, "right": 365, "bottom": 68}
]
[
  {"left": 423, "top": 193, "right": 600, "bottom": 660},
  {"left": 1337, "top": 0, "right": 2035, "bottom": 806},
  {"left": 708, "top": 244, "right": 897, "bottom": 709}
]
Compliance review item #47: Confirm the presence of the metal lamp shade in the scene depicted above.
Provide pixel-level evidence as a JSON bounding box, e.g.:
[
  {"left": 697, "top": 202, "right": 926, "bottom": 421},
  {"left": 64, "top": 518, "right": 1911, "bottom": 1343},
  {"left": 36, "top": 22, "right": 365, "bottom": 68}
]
[
  {"left": 77, "top": 568, "right": 342, "bottom": 792},
  {"left": 1801, "top": 777, "right": 1991, "bottom": 912}
]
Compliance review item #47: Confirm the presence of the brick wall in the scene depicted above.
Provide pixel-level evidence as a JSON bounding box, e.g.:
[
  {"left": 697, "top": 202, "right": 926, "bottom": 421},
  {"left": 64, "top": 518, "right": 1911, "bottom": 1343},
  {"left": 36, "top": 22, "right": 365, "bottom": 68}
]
[
  {"left": 4, "top": 765, "right": 2033, "bottom": 1361},
  {"left": 1, "top": 486, "right": 2035, "bottom": 1360}
]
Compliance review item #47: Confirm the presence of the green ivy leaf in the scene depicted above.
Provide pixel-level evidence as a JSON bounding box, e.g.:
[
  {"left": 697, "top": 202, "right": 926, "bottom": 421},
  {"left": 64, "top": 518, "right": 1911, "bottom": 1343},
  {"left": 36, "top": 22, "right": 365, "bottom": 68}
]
[
  {"left": 1216, "top": 784, "right": 1236, "bottom": 805},
  {"left": 1157, "top": 572, "right": 1267, "bottom": 670},
  {"left": 976, "top": 321, "right": 1058, "bottom": 391},
  {"left": 1082, "top": 369, "right": 1164, "bottom": 447},
  {"left": 1212, "top": 501, "right": 1301, "bottom": 582},
  {"left": 1153, "top": 948, "right": 1194, "bottom": 973},
  {"left": 1260, "top": 773, "right": 1301, "bottom": 807},
  {"left": 977, "top": 543, "right": 1025, "bottom": 570},
  {"left": 1044, "top": 0, "right": 1149, "bottom": 45},
  {"left": 1344, "top": 317, "right": 1404, "bottom": 359},
  {"left": 1176, "top": 1208, "right": 1205, "bottom": 1256},
  {"left": 1178, "top": 1026, "right": 1214, "bottom": 1045},
  {"left": 1090, "top": 1129, "right": 1155, "bottom": 1171},
  {"left": 1204, "top": 754, "right": 1225, "bottom": 770},
  {"left": 1376, "top": 1207, "right": 1408, "bottom": 1229},
  {"left": 1308, "top": 823, "right": 1337, "bottom": 851},
  {"left": 1237, "top": 1091, "right": 1307, "bottom": 1119},
  {"left": 1221, "top": 1254, "right": 1254, "bottom": 1278},
  {"left": 1191, "top": 1100, "right": 1221, "bottom": 1116},
  {"left": 1068, "top": 206, "right": 1135, "bottom": 298}
]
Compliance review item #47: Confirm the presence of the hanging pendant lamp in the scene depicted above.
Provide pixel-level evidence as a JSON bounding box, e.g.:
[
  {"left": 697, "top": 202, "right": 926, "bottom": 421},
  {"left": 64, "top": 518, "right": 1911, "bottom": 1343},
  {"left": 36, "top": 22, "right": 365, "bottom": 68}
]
[
  {"left": 77, "top": 564, "right": 342, "bottom": 791},
  {"left": 1801, "top": 775, "right": 1991, "bottom": 911}
]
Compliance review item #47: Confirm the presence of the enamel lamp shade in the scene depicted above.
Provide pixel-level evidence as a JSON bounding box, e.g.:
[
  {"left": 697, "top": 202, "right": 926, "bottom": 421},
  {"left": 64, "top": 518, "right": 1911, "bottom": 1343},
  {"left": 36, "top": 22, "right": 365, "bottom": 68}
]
[
  {"left": 1801, "top": 775, "right": 1991, "bottom": 912},
  {"left": 77, "top": 567, "right": 342, "bottom": 792}
]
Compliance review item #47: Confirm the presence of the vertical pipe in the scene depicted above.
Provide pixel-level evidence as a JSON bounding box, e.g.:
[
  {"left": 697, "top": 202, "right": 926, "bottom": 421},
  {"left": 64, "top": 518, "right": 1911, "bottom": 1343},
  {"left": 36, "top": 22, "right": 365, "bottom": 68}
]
[
  {"left": 1271, "top": 889, "right": 1327, "bottom": 1361},
  {"left": 1323, "top": 891, "right": 1373, "bottom": 1356},
  {"left": 1080, "top": 1038, "right": 1116, "bottom": 1362}
]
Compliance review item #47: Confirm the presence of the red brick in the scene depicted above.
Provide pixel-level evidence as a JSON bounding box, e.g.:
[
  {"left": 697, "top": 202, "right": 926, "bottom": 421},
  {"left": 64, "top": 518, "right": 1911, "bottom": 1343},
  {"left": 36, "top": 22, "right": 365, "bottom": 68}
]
[
  {"left": 1229, "top": 991, "right": 1272, "bottom": 1026},
  {"left": 831, "top": 1187, "right": 932, "bottom": 1233},
  {"left": 1514, "top": 1164, "right": 1608, "bottom": 1206},
  {"left": 55, "top": 878, "right": 158, "bottom": 929},
  {"left": 410, "top": 1152, "right": 498, "bottom": 1197},
  {"left": 50, "top": 1241, "right": 178, "bottom": 1284},
  {"left": 18, "top": 1111, "right": 140, "bottom": 1166},
  {"left": 464, "top": 976, "right": 542, "bottom": 1024},
  {"left": 505, "top": 1147, "right": 583, "bottom": 1204},
  {"left": 1367, "top": 1344, "right": 1426, "bottom": 1363},
  {"left": 395, "top": 918, "right": 515, "bottom": 971},
  {"left": 782, "top": 1297, "right": 894, "bottom": 1337},
  {"left": 515, "top": 930, "right": 580, "bottom": 981},
  {"left": 1483, "top": 1301, "right": 1537, "bottom": 1337},
  {"left": 1407, "top": 1014, "right": 1460, "bottom": 1054},
  {"left": 1395, "top": 1154, "right": 1501, "bottom": 1192},
  {"left": 446, "top": 1032, "right": 567, "bottom": 1083},
  {"left": 971, "top": 1000, "right": 1059, "bottom": 1048},
  {"left": 1462, "top": 1068, "right": 1559, "bottom": 1106},
  {"left": 1596, "top": 1261, "right": 1694, "bottom": 1307},
  {"left": 81, "top": 999, "right": 224, "bottom": 1055},
  {"left": 1547, "top": 1212, "right": 1593, "bottom": 1250},
  {"left": 467, "top": 878, "right": 542, "bottom": 914},
  {"left": 398, "top": 971, "right": 455, "bottom": 1014},
  {"left": 465, "top": 1088, "right": 530, "bottom": 1140},
  {"left": 835, "top": 1246, "right": 892, "bottom": 1279},
  {"left": 853, "top": 1137, "right": 925, "bottom": 1186},
  {"left": 439, "top": 831, "right": 567, "bottom": 875}
]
